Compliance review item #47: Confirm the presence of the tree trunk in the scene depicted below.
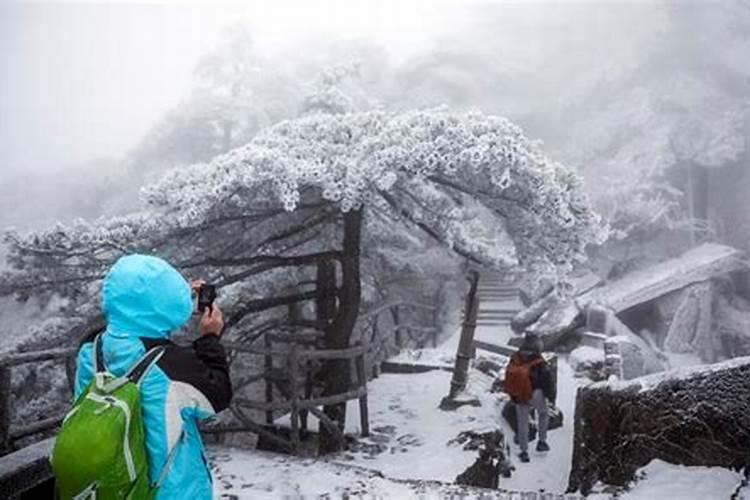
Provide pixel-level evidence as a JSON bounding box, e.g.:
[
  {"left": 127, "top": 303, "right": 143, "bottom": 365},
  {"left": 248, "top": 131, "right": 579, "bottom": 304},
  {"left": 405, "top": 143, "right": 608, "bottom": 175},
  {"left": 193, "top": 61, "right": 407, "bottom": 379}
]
[
  {"left": 316, "top": 259, "right": 337, "bottom": 329},
  {"left": 442, "top": 270, "right": 480, "bottom": 403},
  {"left": 319, "top": 209, "right": 362, "bottom": 454}
]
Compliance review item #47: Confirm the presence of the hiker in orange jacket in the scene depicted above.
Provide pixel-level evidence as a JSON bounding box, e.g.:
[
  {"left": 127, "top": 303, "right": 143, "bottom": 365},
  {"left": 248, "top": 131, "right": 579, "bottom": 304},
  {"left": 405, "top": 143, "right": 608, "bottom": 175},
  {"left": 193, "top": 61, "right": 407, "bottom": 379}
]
[{"left": 504, "top": 333, "right": 556, "bottom": 463}]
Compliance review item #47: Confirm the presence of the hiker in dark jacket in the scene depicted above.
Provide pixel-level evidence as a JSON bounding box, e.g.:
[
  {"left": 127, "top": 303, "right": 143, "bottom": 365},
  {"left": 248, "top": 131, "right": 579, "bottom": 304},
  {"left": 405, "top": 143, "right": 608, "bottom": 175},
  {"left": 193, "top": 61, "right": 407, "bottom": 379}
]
[
  {"left": 507, "top": 333, "right": 555, "bottom": 463},
  {"left": 75, "top": 254, "right": 232, "bottom": 499}
]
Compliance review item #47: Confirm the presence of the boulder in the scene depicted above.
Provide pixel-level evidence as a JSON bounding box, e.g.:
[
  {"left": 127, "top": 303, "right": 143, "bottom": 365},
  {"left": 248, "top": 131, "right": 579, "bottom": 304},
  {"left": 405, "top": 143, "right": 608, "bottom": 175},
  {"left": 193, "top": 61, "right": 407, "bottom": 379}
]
[
  {"left": 569, "top": 345, "right": 606, "bottom": 381},
  {"left": 715, "top": 294, "right": 750, "bottom": 358},
  {"left": 617, "top": 339, "right": 645, "bottom": 380},
  {"left": 455, "top": 429, "right": 514, "bottom": 489},
  {"left": 567, "top": 356, "right": 750, "bottom": 495},
  {"left": 526, "top": 244, "right": 748, "bottom": 350},
  {"left": 473, "top": 356, "right": 505, "bottom": 378},
  {"left": 510, "top": 290, "right": 560, "bottom": 334},
  {"left": 548, "top": 404, "right": 564, "bottom": 430}
]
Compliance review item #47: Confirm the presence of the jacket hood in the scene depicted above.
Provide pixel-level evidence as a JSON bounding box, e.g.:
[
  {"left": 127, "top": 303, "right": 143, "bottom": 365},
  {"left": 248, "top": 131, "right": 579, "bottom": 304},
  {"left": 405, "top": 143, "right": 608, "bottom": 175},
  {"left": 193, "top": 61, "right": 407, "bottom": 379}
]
[
  {"left": 519, "top": 333, "right": 543, "bottom": 356},
  {"left": 102, "top": 254, "right": 193, "bottom": 339}
]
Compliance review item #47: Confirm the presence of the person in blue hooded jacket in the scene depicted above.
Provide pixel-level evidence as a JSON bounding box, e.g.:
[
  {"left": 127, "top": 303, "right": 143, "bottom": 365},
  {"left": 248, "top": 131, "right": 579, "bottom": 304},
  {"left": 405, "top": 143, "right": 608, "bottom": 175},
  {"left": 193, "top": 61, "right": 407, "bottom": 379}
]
[{"left": 75, "top": 254, "right": 232, "bottom": 499}]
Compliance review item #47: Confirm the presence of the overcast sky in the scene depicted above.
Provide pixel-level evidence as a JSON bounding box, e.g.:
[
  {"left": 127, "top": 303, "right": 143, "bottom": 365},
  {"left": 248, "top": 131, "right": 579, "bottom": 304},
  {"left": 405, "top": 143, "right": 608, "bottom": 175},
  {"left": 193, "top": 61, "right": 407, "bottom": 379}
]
[{"left": 0, "top": 0, "right": 478, "bottom": 176}]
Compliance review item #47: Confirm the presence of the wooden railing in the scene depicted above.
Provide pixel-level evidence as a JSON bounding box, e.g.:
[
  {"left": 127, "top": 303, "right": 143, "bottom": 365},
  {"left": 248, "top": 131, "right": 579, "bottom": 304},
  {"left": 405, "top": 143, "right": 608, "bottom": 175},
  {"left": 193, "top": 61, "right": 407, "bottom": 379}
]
[
  {"left": 0, "top": 347, "right": 77, "bottom": 455},
  {"left": 215, "top": 335, "right": 370, "bottom": 455},
  {"left": 207, "top": 299, "right": 440, "bottom": 455},
  {"left": 0, "top": 296, "right": 442, "bottom": 496},
  {"left": 361, "top": 300, "right": 439, "bottom": 368},
  {"left": 0, "top": 347, "right": 77, "bottom": 498}
]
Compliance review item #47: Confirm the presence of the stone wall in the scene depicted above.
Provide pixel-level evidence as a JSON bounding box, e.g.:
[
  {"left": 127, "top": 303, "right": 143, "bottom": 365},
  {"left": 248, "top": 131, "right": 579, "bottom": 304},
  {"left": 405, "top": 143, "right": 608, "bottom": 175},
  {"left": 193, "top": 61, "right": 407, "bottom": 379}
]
[{"left": 567, "top": 357, "right": 750, "bottom": 494}]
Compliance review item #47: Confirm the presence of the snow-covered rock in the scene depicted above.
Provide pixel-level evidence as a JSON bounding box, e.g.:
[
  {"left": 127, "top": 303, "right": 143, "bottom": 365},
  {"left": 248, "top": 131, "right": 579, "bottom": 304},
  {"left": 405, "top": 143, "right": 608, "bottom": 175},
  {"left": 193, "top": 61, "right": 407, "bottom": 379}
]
[
  {"left": 568, "top": 355, "right": 750, "bottom": 494},
  {"left": 569, "top": 345, "right": 606, "bottom": 380}
]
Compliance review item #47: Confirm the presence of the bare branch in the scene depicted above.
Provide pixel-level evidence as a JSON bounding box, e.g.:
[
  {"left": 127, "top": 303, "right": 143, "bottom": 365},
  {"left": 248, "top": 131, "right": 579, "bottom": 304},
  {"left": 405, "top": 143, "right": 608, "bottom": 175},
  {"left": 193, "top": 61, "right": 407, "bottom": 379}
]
[
  {"left": 225, "top": 288, "right": 338, "bottom": 328},
  {"left": 379, "top": 190, "right": 483, "bottom": 265},
  {"left": 184, "top": 250, "right": 341, "bottom": 270}
]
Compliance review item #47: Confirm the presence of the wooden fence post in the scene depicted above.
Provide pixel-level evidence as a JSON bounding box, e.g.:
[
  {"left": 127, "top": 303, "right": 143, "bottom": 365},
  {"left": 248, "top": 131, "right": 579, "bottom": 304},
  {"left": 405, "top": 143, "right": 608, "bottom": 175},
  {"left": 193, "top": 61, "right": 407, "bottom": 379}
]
[
  {"left": 300, "top": 367, "right": 312, "bottom": 434},
  {"left": 441, "top": 270, "right": 480, "bottom": 408},
  {"left": 264, "top": 334, "right": 274, "bottom": 425},
  {"left": 0, "top": 367, "right": 12, "bottom": 456},
  {"left": 432, "top": 301, "right": 439, "bottom": 349},
  {"left": 355, "top": 348, "right": 369, "bottom": 437},
  {"left": 289, "top": 345, "right": 300, "bottom": 455},
  {"left": 369, "top": 319, "right": 380, "bottom": 378},
  {"left": 64, "top": 355, "right": 76, "bottom": 394},
  {"left": 392, "top": 305, "right": 402, "bottom": 350}
]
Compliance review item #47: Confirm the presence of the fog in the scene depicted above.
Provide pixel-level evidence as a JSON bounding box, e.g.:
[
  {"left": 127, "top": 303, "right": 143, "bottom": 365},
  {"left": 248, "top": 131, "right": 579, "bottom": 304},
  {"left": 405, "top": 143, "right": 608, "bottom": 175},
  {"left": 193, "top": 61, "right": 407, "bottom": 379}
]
[
  {"left": 0, "top": 0, "right": 748, "bottom": 236},
  {"left": 2, "top": 4, "right": 750, "bottom": 493},
  {"left": 0, "top": 1, "right": 469, "bottom": 175}
]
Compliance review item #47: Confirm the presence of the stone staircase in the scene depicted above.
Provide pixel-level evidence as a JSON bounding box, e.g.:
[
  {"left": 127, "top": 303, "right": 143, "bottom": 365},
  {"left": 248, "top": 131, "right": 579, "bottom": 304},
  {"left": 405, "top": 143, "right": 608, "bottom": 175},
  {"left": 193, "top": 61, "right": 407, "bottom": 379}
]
[{"left": 473, "top": 272, "right": 522, "bottom": 356}]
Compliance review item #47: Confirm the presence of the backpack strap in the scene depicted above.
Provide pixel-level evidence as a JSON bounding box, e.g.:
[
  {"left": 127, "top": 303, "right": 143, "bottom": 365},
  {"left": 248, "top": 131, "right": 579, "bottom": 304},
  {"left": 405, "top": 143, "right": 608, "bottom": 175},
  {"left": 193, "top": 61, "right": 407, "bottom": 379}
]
[
  {"left": 94, "top": 333, "right": 106, "bottom": 374},
  {"left": 126, "top": 346, "right": 166, "bottom": 386},
  {"left": 529, "top": 358, "right": 545, "bottom": 369}
]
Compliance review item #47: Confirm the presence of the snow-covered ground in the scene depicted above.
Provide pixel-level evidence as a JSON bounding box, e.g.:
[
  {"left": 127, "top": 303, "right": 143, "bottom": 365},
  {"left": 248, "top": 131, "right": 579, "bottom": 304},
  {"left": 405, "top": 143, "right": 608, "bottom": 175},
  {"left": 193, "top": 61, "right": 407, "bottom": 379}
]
[
  {"left": 210, "top": 334, "right": 583, "bottom": 497},
  {"left": 209, "top": 326, "right": 748, "bottom": 499},
  {"left": 210, "top": 366, "right": 582, "bottom": 499},
  {"left": 606, "top": 460, "right": 747, "bottom": 500}
]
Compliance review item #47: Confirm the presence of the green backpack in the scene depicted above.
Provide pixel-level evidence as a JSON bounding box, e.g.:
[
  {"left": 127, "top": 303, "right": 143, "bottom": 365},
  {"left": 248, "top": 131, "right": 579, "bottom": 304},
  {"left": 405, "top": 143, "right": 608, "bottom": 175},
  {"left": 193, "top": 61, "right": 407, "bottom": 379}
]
[{"left": 51, "top": 334, "right": 167, "bottom": 500}]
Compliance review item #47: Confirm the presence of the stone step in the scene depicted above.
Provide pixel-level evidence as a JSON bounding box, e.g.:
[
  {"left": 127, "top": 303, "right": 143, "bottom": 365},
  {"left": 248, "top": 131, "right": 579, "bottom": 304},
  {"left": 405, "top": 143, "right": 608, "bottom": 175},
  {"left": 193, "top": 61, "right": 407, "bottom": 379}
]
[
  {"left": 473, "top": 339, "right": 516, "bottom": 357},
  {"left": 473, "top": 312, "right": 517, "bottom": 318}
]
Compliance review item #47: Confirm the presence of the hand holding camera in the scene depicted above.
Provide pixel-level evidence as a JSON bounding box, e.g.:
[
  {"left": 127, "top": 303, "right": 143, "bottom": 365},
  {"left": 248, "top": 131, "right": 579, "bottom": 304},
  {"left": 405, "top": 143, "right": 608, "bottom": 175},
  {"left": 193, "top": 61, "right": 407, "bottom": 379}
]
[{"left": 191, "top": 280, "right": 223, "bottom": 337}]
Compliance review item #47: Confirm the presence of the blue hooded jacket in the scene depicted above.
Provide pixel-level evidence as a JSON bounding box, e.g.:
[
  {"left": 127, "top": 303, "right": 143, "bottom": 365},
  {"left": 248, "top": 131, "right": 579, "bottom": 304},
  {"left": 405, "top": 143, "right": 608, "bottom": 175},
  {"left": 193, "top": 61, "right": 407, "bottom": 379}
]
[{"left": 75, "top": 254, "right": 232, "bottom": 500}]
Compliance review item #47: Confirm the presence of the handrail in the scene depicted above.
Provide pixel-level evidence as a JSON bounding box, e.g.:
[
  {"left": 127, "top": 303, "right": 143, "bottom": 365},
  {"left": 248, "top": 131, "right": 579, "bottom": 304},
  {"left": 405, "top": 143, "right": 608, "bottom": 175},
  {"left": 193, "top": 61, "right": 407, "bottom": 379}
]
[
  {"left": 300, "top": 345, "right": 365, "bottom": 360},
  {"left": 11, "top": 415, "right": 65, "bottom": 441},
  {"left": 0, "top": 345, "right": 79, "bottom": 456},
  {"left": 361, "top": 300, "right": 436, "bottom": 320},
  {"left": 0, "top": 347, "right": 77, "bottom": 368},
  {"left": 0, "top": 294, "right": 438, "bottom": 459},
  {"left": 0, "top": 436, "right": 55, "bottom": 498}
]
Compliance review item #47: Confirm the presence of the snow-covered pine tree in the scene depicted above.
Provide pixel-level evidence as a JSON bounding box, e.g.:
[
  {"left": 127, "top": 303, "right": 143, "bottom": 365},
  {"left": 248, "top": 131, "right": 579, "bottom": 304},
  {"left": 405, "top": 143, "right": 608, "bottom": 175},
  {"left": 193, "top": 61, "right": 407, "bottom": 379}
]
[{"left": 1, "top": 108, "right": 607, "bottom": 451}]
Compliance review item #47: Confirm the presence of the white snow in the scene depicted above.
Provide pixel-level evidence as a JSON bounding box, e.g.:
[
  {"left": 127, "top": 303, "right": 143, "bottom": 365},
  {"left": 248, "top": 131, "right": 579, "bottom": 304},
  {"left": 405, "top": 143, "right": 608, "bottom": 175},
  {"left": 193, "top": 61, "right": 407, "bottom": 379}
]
[
  {"left": 209, "top": 449, "right": 419, "bottom": 499},
  {"left": 588, "top": 460, "right": 746, "bottom": 499},
  {"left": 388, "top": 346, "right": 455, "bottom": 368},
  {"left": 209, "top": 327, "right": 746, "bottom": 499},
  {"left": 212, "top": 329, "right": 583, "bottom": 497},
  {"left": 569, "top": 345, "right": 605, "bottom": 368}
]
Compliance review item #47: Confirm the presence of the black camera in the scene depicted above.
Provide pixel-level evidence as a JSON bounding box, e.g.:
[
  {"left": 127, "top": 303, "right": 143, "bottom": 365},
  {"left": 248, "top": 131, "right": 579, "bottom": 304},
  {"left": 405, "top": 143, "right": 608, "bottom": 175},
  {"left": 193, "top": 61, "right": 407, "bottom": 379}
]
[{"left": 197, "top": 284, "right": 217, "bottom": 313}]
